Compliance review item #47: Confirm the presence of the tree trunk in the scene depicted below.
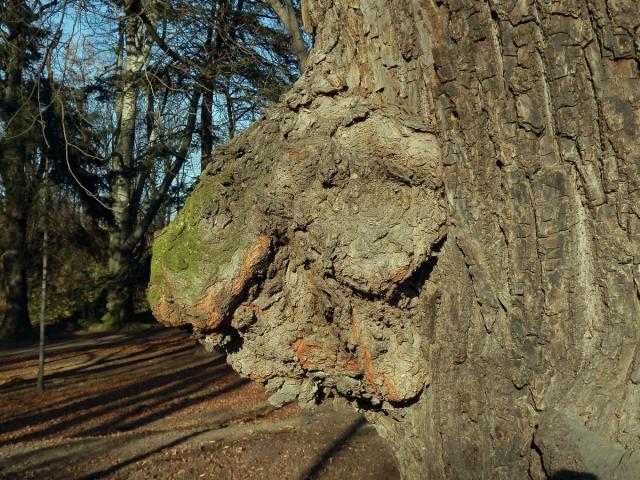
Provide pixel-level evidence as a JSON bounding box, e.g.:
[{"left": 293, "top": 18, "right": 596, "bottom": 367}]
[
  {"left": 0, "top": 126, "right": 32, "bottom": 343},
  {"left": 268, "top": 0, "right": 309, "bottom": 70},
  {"left": 0, "top": 0, "right": 35, "bottom": 342},
  {"left": 104, "top": 16, "right": 145, "bottom": 328},
  {"left": 149, "top": 0, "right": 640, "bottom": 478},
  {"left": 0, "top": 191, "right": 32, "bottom": 342},
  {"left": 37, "top": 163, "right": 49, "bottom": 392},
  {"left": 200, "top": 89, "right": 214, "bottom": 172}
]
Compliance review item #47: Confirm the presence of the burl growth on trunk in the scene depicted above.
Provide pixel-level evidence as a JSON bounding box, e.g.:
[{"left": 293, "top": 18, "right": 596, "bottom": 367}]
[{"left": 149, "top": 93, "right": 446, "bottom": 409}]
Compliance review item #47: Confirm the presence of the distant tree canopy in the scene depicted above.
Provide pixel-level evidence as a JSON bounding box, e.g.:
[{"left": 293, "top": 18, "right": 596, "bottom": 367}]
[{"left": 0, "top": 0, "right": 309, "bottom": 341}]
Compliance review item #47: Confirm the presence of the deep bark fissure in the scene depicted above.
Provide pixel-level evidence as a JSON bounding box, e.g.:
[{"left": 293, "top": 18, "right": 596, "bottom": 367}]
[
  {"left": 392, "top": 234, "right": 446, "bottom": 302},
  {"left": 529, "top": 433, "right": 550, "bottom": 480}
]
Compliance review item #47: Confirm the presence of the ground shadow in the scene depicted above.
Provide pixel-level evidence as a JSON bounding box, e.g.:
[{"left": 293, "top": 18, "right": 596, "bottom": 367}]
[
  {"left": 551, "top": 471, "right": 599, "bottom": 480},
  {"left": 76, "top": 430, "right": 204, "bottom": 480},
  {"left": 0, "top": 329, "right": 164, "bottom": 371},
  {"left": 0, "top": 329, "right": 239, "bottom": 447},
  {"left": 78, "top": 377, "right": 249, "bottom": 437},
  {"left": 0, "top": 343, "right": 193, "bottom": 395},
  {"left": 299, "top": 416, "right": 367, "bottom": 479},
  {"left": 0, "top": 355, "right": 230, "bottom": 445}
]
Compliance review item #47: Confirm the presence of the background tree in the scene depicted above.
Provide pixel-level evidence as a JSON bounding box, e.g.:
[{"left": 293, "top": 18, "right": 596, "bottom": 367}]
[
  {"left": 1, "top": 0, "right": 305, "bottom": 336},
  {"left": 1, "top": 0, "right": 110, "bottom": 342},
  {"left": 265, "top": 0, "right": 308, "bottom": 70},
  {"left": 98, "top": 0, "right": 301, "bottom": 327},
  {"left": 149, "top": 0, "right": 640, "bottom": 478},
  {"left": 0, "top": 0, "right": 46, "bottom": 341}
]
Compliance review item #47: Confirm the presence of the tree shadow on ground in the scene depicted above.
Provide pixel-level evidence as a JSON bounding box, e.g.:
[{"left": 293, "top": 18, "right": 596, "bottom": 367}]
[
  {"left": 1, "top": 382, "right": 252, "bottom": 474},
  {"left": 299, "top": 416, "right": 367, "bottom": 479},
  {"left": 76, "top": 430, "right": 204, "bottom": 480},
  {"left": 2, "top": 398, "right": 277, "bottom": 480},
  {"left": 0, "top": 329, "right": 399, "bottom": 480},
  {"left": 0, "top": 356, "right": 230, "bottom": 445},
  {"left": 0, "top": 329, "right": 165, "bottom": 370},
  {"left": 0, "top": 343, "right": 193, "bottom": 395},
  {"left": 78, "top": 376, "right": 249, "bottom": 437},
  {"left": 0, "top": 329, "right": 239, "bottom": 446}
]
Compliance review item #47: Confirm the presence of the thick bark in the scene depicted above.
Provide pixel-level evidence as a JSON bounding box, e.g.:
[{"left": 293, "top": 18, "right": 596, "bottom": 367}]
[{"left": 149, "top": 0, "right": 640, "bottom": 478}]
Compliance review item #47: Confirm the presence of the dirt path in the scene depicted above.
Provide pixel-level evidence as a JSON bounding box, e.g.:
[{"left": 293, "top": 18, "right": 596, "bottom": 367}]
[{"left": 0, "top": 328, "right": 399, "bottom": 479}]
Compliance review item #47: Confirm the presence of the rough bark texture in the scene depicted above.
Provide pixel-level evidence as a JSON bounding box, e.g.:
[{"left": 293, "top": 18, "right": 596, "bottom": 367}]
[{"left": 149, "top": 0, "right": 640, "bottom": 478}]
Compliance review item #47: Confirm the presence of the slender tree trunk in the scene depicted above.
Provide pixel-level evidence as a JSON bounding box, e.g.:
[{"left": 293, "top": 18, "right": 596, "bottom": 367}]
[
  {"left": 223, "top": 86, "right": 236, "bottom": 139},
  {"left": 199, "top": 2, "right": 216, "bottom": 172},
  {"left": 150, "top": 0, "right": 640, "bottom": 478},
  {"left": 200, "top": 89, "right": 214, "bottom": 172},
  {"left": 104, "top": 16, "right": 145, "bottom": 328},
  {"left": 199, "top": 0, "right": 241, "bottom": 170},
  {"left": 37, "top": 164, "right": 48, "bottom": 392},
  {"left": 268, "top": 0, "right": 309, "bottom": 70}
]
